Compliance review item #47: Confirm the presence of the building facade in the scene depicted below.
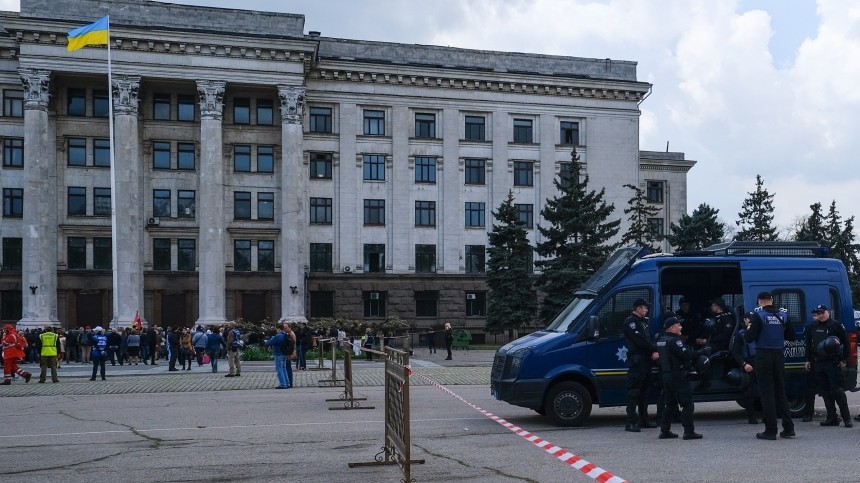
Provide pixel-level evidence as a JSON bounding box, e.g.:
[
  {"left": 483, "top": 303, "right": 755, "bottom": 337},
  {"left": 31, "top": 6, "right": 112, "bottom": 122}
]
[{"left": 0, "top": 0, "right": 694, "bottom": 337}]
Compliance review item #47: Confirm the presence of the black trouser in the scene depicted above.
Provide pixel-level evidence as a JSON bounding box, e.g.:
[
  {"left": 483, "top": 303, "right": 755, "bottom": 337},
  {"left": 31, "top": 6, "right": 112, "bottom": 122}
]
[
  {"left": 91, "top": 357, "right": 106, "bottom": 380},
  {"left": 626, "top": 356, "right": 652, "bottom": 424},
  {"left": 660, "top": 372, "right": 694, "bottom": 434},
  {"left": 169, "top": 346, "right": 179, "bottom": 370},
  {"left": 445, "top": 339, "right": 453, "bottom": 359},
  {"left": 148, "top": 345, "right": 157, "bottom": 364},
  {"left": 804, "top": 368, "right": 817, "bottom": 418},
  {"left": 813, "top": 360, "right": 850, "bottom": 421},
  {"left": 740, "top": 360, "right": 758, "bottom": 420},
  {"left": 755, "top": 348, "right": 794, "bottom": 435},
  {"left": 108, "top": 347, "right": 122, "bottom": 365}
]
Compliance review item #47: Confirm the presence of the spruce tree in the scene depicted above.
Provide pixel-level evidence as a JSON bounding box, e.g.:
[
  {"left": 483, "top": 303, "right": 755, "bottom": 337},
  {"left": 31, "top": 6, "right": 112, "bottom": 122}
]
[
  {"left": 534, "top": 147, "right": 620, "bottom": 322},
  {"left": 794, "top": 202, "right": 826, "bottom": 243},
  {"left": 736, "top": 174, "right": 779, "bottom": 241},
  {"left": 621, "top": 183, "right": 662, "bottom": 251},
  {"left": 666, "top": 203, "right": 726, "bottom": 251},
  {"left": 485, "top": 191, "right": 538, "bottom": 335},
  {"left": 823, "top": 201, "right": 860, "bottom": 293}
]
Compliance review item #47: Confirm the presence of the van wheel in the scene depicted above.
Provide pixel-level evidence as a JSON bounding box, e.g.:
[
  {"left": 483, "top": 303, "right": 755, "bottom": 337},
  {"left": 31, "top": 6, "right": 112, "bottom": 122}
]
[
  {"left": 788, "top": 395, "right": 806, "bottom": 418},
  {"left": 545, "top": 381, "right": 592, "bottom": 427}
]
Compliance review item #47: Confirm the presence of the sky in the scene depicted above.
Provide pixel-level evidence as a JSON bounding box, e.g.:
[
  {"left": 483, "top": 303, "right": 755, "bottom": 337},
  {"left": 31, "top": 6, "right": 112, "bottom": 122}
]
[{"left": 3, "top": 0, "right": 858, "bottom": 235}]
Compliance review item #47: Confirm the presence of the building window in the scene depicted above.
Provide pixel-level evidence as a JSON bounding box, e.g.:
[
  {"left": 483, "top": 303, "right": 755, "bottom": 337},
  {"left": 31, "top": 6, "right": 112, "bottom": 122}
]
[
  {"left": 67, "top": 187, "right": 86, "bottom": 216},
  {"left": 153, "top": 93, "right": 171, "bottom": 120},
  {"left": 3, "top": 90, "right": 23, "bottom": 117},
  {"left": 363, "top": 154, "right": 385, "bottom": 181},
  {"left": 2, "top": 238, "right": 22, "bottom": 271},
  {"left": 465, "top": 115, "right": 485, "bottom": 141},
  {"left": 257, "top": 146, "right": 274, "bottom": 173},
  {"left": 363, "top": 109, "right": 385, "bottom": 135},
  {"left": 465, "top": 202, "right": 485, "bottom": 227},
  {"left": 309, "top": 243, "right": 332, "bottom": 273},
  {"left": 177, "top": 143, "right": 195, "bottom": 170},
  {"left": 258, "top": 240, "right": 274, "bottom": 271},
  {"left": 153, "top": 189, "right": 171, "bottom": 218},
  {"left": 363, "top": 291, "right": 386, "bottom": 317},
  {"left": 177, "top": 190, "right": 195, "bottom": 218},
  {"left": 466, "top": 292, "right": 487, "bottom": 316},
  {"left": 560, "top": 121, "right": 580, "bottom": 145},
  {"left": 93, "top": 187, "right": 111, "bottom": 216},
  {"left": 310, "top": 197, "right": 333, "bottom": 224},
  {"left": 177, "top": 94, "right": 195, "bottom": 122},
  {"left": 559, "top": 162, "right": 574, "bottom": 189},
  {"left": 415, "top": 113, "right": 436, "bottom": 138},
  {"left": 93, "top": 139, "right": 111, "bottom": 167},
  {"left": 68, "top": 88, "right": 86, "bottom": 116},
  {"left": 234, "top": 240, "right": 251, "bottom": 271},
  {"left": 177, "top": 239, "right": 196, "bottom": 271},
  {"left": 414, "top": 156, "right": 436, "bottom": 183},
  {"left": 93, "top": 237, "right": 111, "bottom": 270},
  {"left": 233, "top": 191, "right": 251, "bottom": 220},
  {"left": 513, "top": 118, "right": 533, "bottom": 143},
  {"left": 256, "top": 99, "right": 274, "bottom": 125},
  {"left": 310, "top": 152, "right": 333, "bottom": 179},
  {"left": 310, "top": 291, "right": 334, "bottom": 318},
  {"left": 2, "top": 188, "right": 22, "bottom": 218},
  {"left": 3, "top": 138, "right": 23, "bottom": 168},
  {"left": 648, "top": 217, "right": 665, "bottom": 237},
  {"left": 309, "top": 106, "right": 333, "bottom": 133},
  {"left": 67, "top": 237, "right": 86, "bottom": 270},
  {"left": 364, "top": 244, "right": 385, "bottom": 273},
  {"left": 153, "top": 141, "right": 171, "bottom": 169},
  {"left": 153, "top": 238, "right": 171, "bottom": 271},
  {"left": 415, "top": 244, "right": 436, "bottom": 273},
  {"left": 234, "top": 145, "right": 251, "bottom": 172},
  {"left": 92, "top": 90, "right": 109, "bottom": 118},
  {"left": 647, "top": 181, "right": 665, "bottom": 203},
  {"left": 415, "top": 291, "right": 438, "bottom": 317},
  {"left": 415, "top": 201, "right": 436, "bottom": 227},
  {"left": 258, "top": 192, "right": 274, "bottom": 220},
  {"left": 513, "top": 161, "right": 534, "bottom": 187},
  {"left": 515, "top": 203, "right": 534, "bottom": 229},
  {"left": 465, "top": 245, "right": 485, "bottom": 273},
  {"left": 464, "top": 158, "right": 485, "bottom": 185},
  {"left": 68, "top": 138, "right": 87, "bottom": 166},
  {"left": 233, "top": 97, "right": 250, "bottom": 124},
  {"left": 364, "top": 199, "right": 385, "bottom": 226}
]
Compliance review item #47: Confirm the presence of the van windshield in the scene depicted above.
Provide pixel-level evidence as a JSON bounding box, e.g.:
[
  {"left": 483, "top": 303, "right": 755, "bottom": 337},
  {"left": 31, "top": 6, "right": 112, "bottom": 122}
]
[{"left": 545, "top": 297, "right": 594, "bottom": 332}]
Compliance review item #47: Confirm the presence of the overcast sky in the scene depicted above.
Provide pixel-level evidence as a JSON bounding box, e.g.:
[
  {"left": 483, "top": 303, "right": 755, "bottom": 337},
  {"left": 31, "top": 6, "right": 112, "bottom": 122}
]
[{"left": 3, "top": 1, "right": 857, "bottom": 234}]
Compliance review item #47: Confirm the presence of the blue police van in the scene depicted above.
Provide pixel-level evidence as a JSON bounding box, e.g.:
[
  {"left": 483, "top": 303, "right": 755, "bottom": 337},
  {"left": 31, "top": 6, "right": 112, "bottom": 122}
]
[{"left": 490, "top": 242, "right": 859, "bottom": 426}]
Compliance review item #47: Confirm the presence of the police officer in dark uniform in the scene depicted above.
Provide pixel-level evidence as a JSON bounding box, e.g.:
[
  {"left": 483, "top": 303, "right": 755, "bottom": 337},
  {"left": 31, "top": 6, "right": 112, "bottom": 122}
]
[
  {"left": 730, "top": 323, "right": 758, "bottom": 424},
  {"left": 676, "top": 296, "right": 706, "bottom": 348},
  {"left": 743, "top": 291, "right": 796, "bottom": 440},
  {"left": 694, "top": 298, "right": 736, "bottom": 391},
  {"left": 656, "top": 317, "right": 703, "bottom": 440},
  {"left": 623, "top": 298, "right": 659, "bottom": 432},
  {"left": 804, "top": 304, "right": 852, "bottom": 427}
]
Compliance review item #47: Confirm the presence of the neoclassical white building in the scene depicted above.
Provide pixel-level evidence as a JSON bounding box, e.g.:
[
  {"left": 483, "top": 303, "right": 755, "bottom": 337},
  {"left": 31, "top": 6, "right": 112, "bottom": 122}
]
[{"left": 0, "top": 0, "right": 694, "bottom": 338}]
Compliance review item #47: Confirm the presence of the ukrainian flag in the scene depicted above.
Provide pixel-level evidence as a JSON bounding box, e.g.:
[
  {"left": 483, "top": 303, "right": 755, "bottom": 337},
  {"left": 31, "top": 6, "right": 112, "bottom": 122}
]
[{"left": 67, "top": 16, "right": 109, "bottom": 52}]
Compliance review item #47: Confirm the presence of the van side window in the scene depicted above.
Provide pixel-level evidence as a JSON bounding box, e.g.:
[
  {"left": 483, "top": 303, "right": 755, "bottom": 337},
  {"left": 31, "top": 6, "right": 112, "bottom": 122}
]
[
  {"left": 771, "top": 289, "right": 804, "bottom": 325},
  {"left": 828, "top": 288, "right": 840, "bottom": 321},
  {"left": 595, "top": 289, "right": 650, "bottom": 339}
]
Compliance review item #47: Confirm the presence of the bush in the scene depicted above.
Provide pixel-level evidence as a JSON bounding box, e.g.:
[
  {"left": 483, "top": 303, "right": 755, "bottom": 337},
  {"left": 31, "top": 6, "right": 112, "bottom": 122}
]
[{"left": 241, "top": 346, "right": 273, "bottom": 361}]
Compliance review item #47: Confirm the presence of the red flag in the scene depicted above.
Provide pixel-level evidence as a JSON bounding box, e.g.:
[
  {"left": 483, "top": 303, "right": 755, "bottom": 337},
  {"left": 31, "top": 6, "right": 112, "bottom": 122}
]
[{"left": 134, "top": 310, "right": 142, "bottom": 330}]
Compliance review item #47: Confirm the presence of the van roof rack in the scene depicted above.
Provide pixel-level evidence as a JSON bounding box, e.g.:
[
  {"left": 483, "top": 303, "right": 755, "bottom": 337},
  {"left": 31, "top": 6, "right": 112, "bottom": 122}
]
[{"left": 683, "top": 241, "right": 828, "bottom": 258}]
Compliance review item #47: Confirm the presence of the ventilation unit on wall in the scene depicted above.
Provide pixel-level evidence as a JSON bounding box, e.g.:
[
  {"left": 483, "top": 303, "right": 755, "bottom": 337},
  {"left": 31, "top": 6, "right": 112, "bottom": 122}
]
[
  {"left": 147, "top": 217, "right": 160, "bottom": 226},
  {"left": 370, "top": 292, "right": 380, "bottom": 300},
  {"left": 466, "top": 293, "right": 476, "bottom": 300},
  {"left": 343, "top": 266, "right": 351, "bottom": 272}
]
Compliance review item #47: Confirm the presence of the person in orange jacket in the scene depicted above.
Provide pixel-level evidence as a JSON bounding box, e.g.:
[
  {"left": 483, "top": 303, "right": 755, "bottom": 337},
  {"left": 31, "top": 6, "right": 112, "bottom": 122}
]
[{"left": 1, "top": 324, "right": 32, "bottom": 385}]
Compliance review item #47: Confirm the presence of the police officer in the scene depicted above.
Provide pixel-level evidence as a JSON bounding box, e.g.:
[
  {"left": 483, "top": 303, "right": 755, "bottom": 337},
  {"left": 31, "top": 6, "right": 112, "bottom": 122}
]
[
  {"left": 743, "top": 291, "right": 795, "bottom": 440},
  {"left": 676, "top": 296, "right": 706, "bottom": 348},
  {"left": 623, "top": 298, "right": 659, "bottom": 432},
  {"left": 730, "top": 321, "right": 758, "bottom": 424},
  {"left": 694, "top": 298, "right": 736, "bottom": 391},
  {"left": 804, "top": 304, "right": 852, "bottom": 427},
  {"left": 656, "top": 317, "right": 703, "bottom": 440}
]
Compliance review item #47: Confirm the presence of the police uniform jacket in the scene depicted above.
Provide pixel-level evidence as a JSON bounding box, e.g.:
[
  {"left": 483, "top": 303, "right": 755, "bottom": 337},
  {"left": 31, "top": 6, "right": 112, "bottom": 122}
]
[
  {"left": 804, "top": 317, "right": 847, "bottom": 364},
  {"left": 677, "top": 309, "right": 705, "bottom": 341},
  {"left": 658, "top": 331, "right": 696, "bottom": 375},
  {"left": 730, "top": 328, "right": 756, "bottom": 366},
  {"left": 623, "top": 313, "right": 656, "bottom": 366},
  {"left": 708, "top": 311, "right": 736, "bottom": 351}
]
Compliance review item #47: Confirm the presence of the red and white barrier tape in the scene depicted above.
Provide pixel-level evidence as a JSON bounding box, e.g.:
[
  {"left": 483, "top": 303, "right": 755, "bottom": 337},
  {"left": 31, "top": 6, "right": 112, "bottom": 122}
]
[{"left": 412, "top": 371, "right": 627, "bottom": 483}]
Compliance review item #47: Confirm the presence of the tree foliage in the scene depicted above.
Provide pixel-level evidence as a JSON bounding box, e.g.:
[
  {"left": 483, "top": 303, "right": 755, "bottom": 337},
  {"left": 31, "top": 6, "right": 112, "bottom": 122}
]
[
  {"left": 794, "top": 202, "right": 826, "bottom": 243},
  {"left": 621, "top": 183, "right": 662, "bottom": 251},
  {"left": 485, "top": 191, "right": 538, "bottom": 334},
  {"left": 736, "top": 174, "right": 779, "bottom": 241},
  {"left": 534, "top": 148, "right": 620, "bottom": 322},
  {"left": 666, "top": 203, "right": 726, "bottom": 251}
]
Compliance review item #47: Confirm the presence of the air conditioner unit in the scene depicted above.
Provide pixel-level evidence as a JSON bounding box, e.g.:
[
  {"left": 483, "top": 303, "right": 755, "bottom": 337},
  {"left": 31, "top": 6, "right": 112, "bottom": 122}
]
[
  {"left": 147, "top": 217, "right": 160, "bottom": 226},
  {"left": 183, "top": 208, "right": 192, "bottom": 215},
  {"left": 343, "top": 266, "right": 351, "bottom": 273},
  {"left": 370, "top": 292, "right": 380, "bottom": 300},
  {"left": 466, "top": 293, "right": 476, "bottom": 300}
]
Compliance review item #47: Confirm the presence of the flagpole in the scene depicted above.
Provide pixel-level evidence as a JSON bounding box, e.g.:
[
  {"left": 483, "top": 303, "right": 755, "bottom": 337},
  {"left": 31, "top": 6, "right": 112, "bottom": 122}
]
[{"left": 106, "top": 16, "right": 119, "bottom": 329}]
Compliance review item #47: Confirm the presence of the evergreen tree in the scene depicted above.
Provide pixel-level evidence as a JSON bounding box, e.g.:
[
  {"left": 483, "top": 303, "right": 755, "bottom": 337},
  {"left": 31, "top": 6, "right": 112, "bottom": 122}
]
[
  {"left": 485, "top": 191, "right": 538, "bottom": 334},
  {"left": 823, "top": 201, "right": 860, "bottom": 293},
  {"left": 794, "top": 202, "right": 826, "bottom": 243},
  {"left": 666, "top": 203, "right": 726, "bottom": 251},
  {"left": 534, "top": 148, "right": 620, "bottom": 322},
  {"left": 736, "top": 174, "right": 779, "bottom": 241},
  {"left": 621, "top": 183, "right": 661, "bottom": 251}
]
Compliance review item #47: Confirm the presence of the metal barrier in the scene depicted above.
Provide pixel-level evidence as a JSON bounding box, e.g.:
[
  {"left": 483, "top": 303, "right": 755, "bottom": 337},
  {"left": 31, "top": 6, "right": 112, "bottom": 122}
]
[
  {"left": 326, "top": 341, "right": 373, "bottom": 410},
  {"left": 349, "top": 340, "right": 425, "bottom": 481},
  {"left": 317, "top": 338, "right": 344, "bottom": 387}
]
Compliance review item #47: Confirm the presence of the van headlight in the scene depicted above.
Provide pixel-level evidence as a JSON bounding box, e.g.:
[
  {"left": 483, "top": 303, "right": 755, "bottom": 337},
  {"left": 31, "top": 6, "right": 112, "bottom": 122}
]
[{"left": 509, "top": 348, "right": 529, "bottom": 376}]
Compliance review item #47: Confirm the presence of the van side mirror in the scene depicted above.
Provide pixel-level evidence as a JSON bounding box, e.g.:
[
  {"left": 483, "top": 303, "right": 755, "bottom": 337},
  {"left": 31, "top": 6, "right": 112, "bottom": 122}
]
[{"left": 587, "top": 315, "right": 600, "bottom": 340}]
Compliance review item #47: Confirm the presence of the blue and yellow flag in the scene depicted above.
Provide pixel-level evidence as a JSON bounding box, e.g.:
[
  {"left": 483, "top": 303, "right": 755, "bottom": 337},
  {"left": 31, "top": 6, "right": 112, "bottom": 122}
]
[{"left": 67, "top": 16, "right": 109, "bottom": 52}]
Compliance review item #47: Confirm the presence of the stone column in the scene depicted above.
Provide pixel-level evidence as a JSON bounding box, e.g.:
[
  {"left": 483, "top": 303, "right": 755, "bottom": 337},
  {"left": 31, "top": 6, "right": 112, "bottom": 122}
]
[
  {"left": 195, "top": 80, "right": 227, "bottom": 326},
  {"left": 111, "top": 75, "right": 144, "bottom": 329},
  {"left": 277, "top": 85, "right": 307, "bottom": 323},
  {"left": 18, "top": 68, "right": 59, "bottom": 329}
]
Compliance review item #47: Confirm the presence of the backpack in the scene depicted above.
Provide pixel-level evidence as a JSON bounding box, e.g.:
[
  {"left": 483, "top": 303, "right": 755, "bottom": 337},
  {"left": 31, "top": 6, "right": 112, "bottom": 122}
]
[
  {"left": 230, "top": 328, "right": 244, "bottom": 349},
  {"left": 14, "top": 332, "right": 27, "bottom": 351},
  {"left": 281, "top": 332, "right": 295, "bottom": 356}
]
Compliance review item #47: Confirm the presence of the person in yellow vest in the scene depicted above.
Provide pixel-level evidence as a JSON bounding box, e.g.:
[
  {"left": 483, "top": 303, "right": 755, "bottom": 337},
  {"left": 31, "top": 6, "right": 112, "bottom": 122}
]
[{"left": 38, "top": 326, "right": 60, "bottom": 383}]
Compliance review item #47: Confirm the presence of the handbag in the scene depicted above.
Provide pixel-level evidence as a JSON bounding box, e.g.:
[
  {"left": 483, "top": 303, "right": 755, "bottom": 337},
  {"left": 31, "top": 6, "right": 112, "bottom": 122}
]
[{"left": 202, "top": 353, "right": 211, "bottom": 364}]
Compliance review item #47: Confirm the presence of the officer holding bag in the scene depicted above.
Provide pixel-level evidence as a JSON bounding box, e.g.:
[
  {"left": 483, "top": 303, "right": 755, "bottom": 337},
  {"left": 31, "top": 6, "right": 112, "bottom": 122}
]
[
  {"left": 657, "top": 317, "right": 703, "bottom": 440},
  {"left": 804, "top": 304, "right": 852, "bottom": 427}
]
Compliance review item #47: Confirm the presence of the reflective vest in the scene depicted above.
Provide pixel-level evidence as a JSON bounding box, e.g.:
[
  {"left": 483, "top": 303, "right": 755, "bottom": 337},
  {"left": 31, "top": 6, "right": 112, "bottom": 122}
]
[
  {"left": 754, "top": 307, "right": 786, "bottom": 350},
  {"left": 40, "top": 331, "right": 59, "bottom": 357}
]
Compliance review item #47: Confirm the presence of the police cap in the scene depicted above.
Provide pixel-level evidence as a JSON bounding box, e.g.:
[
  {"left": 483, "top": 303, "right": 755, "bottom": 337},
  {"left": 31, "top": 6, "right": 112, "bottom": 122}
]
[
  {"left": 633, "top": 298, "right": 649, "bottom": 309},
  {"left": 663, "top": 316, "right": 681, "bottom": 330}
]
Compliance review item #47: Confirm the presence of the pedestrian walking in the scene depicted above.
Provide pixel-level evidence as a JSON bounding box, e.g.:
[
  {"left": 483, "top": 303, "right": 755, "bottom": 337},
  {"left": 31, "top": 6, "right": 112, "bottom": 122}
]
[
  {"left": 444, "top": 323, "right": 454, "bottom": 360},
  {"left": 38, "top": 326, "right": 60, "bottom": 383}
]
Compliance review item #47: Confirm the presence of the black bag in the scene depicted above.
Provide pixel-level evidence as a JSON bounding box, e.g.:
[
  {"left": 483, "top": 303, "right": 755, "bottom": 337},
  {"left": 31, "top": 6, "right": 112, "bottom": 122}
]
[{"left": 281, "top": 333, "right": 295, "bottom": 356}]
